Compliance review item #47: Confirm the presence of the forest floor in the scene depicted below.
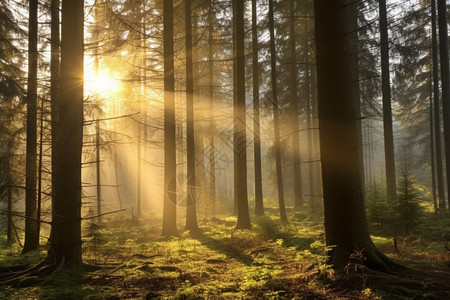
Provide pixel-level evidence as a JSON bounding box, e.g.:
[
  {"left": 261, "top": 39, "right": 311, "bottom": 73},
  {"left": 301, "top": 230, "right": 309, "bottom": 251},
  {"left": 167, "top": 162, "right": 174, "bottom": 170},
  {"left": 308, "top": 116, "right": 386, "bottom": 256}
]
[{"left": 1, "top": 210, "right": 449, "bottom": 299}]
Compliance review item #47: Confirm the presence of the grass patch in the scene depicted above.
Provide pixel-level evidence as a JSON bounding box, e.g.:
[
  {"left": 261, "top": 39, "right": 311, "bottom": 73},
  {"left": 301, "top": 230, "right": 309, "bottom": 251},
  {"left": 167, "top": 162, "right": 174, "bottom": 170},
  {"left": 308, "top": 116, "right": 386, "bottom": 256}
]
[{"left": 1, "top": 212, "right": 449, "bottom": 299}]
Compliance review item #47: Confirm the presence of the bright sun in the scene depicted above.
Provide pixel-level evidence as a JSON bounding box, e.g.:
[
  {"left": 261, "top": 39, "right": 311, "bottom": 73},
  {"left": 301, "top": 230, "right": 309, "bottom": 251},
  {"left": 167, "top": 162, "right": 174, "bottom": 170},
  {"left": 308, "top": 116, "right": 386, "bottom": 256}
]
[{"left": 84, "top": 67, "right": 122, "bottom": 97}]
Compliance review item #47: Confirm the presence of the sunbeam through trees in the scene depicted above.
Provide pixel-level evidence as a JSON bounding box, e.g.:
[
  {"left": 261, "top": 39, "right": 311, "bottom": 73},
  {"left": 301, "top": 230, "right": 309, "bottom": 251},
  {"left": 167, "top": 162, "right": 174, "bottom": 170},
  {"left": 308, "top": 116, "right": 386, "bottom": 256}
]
[{"left": 0, "top": 0, "right": 450, "bottom": 298}]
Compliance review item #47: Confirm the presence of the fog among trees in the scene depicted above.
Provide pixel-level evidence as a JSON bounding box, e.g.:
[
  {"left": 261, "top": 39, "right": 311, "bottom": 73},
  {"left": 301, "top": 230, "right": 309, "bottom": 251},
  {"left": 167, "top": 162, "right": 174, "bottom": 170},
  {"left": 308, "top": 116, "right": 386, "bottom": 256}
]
[{"left": 0, "top": 0, "right": 449, "bottom": 298}]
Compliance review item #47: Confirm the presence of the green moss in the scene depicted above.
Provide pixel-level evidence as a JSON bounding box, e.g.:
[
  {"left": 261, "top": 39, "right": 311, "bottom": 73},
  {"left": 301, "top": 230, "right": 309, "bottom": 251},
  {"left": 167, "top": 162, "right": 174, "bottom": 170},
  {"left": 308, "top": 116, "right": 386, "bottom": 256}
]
[{"left": 1, "top": 213, "right": 449, "bottom": 299}]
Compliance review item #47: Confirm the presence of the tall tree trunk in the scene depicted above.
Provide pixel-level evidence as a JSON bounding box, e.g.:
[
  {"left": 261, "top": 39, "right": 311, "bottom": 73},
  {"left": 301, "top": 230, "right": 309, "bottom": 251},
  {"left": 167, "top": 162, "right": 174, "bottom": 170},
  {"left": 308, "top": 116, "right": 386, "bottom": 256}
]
[
  {"left": 431, "top": 0, "right": 446, "bottom": 211},
  {"left": 137, "top": 0, "right": 147, "bottom": 218},
  {"left": 208, "top": 0, "right": 217, "bottom": 215},
  {"left": 92, "top": 8, "right": 102, "bottom": 221},
  {"left": 346, "top": 0, "right": 365, "bottom": 193},
  {"left": 314, "top": 0, "right": 395, "bottom": 272},
  {"left": 310, "top": 66, "right": 322, "bottom": 207},
  {"left": 7, "top": 157, "right": 14, "bottom": 246},
  {"left": 305, "top": 34, "right": 315, "bottom": 207},
  {"left": 430, "top": 89, "right": 438, "bottom": 212},
  {"left": 268, "top": 0, "right": 287, "bottom": 223},
  {"left": 437, "top": 0, "right": 450, "bottom": 211},
  {"left": 49, "top": 0, "right": 60, "bottom": 245},
  {"left": 23, "top": 0, "right": 39, "bottom": 253},
  {"left": 112, "top": 104, "right": 123, "bottom": 210},
  {"left": 96, "top": 119, "right": 102, "bottom": 222},
  {"left": 233, "top": 0, "right": 251, "bottom": 229},
  {"left": 306, "top": 73, "right": 314, "bottom": 202},
  {"left": 137, "top": 119, "right": 141, "bottom": 217},
  {"left": 232, "top": 13, "right": 239, "bottom": 217},
  {"left": 252, "top": 0, "right": 264, "bottom": 216},
  {"left": 161, "top": 0, "right": 179, "bottom": 237},
  {"left": 379, "top": 0, "right": 397, "bottom": 202},
  {"left": 48, "top": 0, "right": 84, "bottom": 269},
  {"left": 289, "top": 0, "right": 303, "bottom": 210},
  {"left": 195, "top": 134, "right": 207, "bottom": 222},
  {"left": 185, "top": 0, "right": 199, "bottom": 232},
  {"left": 37, "top": 82, "right": 44, "bottom": 236}
]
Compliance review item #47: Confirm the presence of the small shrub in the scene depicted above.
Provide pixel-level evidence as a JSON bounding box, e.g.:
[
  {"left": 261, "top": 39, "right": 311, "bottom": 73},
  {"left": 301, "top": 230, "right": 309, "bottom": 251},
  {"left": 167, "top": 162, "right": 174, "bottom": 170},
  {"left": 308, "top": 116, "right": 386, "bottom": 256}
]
[
  {"left": 396, "top": 174, "right": 426, "bottom": 236},
  {"left": 83, "top": 220, "right": 106, "bottom": 263},
  {"left": 254, "top": 216, "right": 282, "bottom": 240}
]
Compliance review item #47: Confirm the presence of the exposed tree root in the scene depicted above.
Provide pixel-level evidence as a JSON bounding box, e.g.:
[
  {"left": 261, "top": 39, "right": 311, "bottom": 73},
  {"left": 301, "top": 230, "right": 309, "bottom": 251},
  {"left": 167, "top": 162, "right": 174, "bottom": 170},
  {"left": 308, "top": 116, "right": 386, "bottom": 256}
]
[
  {"left": 0, "top": 256, "right": 68, "bottom": 287},
  {"left": 330, "top": 242, "right": 405, "bottom": 274}
]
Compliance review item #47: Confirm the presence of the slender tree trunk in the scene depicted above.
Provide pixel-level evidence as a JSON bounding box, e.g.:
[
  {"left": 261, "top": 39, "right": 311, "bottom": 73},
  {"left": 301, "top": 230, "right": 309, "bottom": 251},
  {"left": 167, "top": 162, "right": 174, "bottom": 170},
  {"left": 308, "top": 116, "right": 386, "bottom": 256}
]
[
  {"left": 314, "top": 0, "right": 395, "bottom": 272},
  {"left": 430, "top": 91, "right": 438, "bottom": 212},
  {"left": 195, "top": 134, "right": 207, "bottom": 221},
  {"left": 96, "top": 119, "right": 102, "bottom": 222},
  {"left": 114, "top": 154, "right": 123, "bottom": 210},
  {"left": 185, "top": 0, "right": 199, "bottom": 232},
  {"left": 161, "top": 0, "right": 179, "bottom": 237},
  {"left": 428, "top": 20, "right": 437, "bottom": 212},
  {"left": 252, "top": 0, "right": 264, "bottom": 216},
  {"left": 137, "top": 120, "right": 141, "bottom": 217},
  {"left": 49, "top": 0, "right": 60, "bottom": 245},
  {"left": 379, "top": 0, "right": 397, "bottom": 202},
  {"left": 7, "top": 158, "right": 13, "bottom": 246},
  {"left": 23, "top": 0, "right": 39, "bottom": 253},
  {"left": 305, "top": 51, "right": 315, "bottom": 206},
  {"left": 48, "top": 0, "right": 84, "bottom": 269},
  {"left": 346, "top": 0, "right": 365, "bottom": 193},
  {"left": 431, "top": 0, "right": 446, "bottom": 211},
  {"left": 437, "top": 0, "right": 450, "bottom": 211},
  {"left": 37, "top": 84, "right": 44, "bottom": 236},
  {"left": 137, "top": 1, "right": 147, "bottom": 217},
  {"left": 111, "top": 99, "right": 123, "bottom": 210},
  {"left": 268, "top": 0, "right": 287, "bottom": 223},
  {"left": 233, "top": 0, "right": 251, "bottom": 229},
  {"left": 232, "top": 16, "right": 239, "bottom": 217},
  {"left": 289, "top": 0, "right": 303, "bottom": 210},
  {"left": 208, "top": 0, "right": 217, "bottom": 215},
  {"left": 310, "top": 66, "right": 322, "bottom": 206},
  {"left": 92, "top": 4, "right": 102, "bottom": 222},
  {"left": 7, "top": 191, "right": 13, "bottom": 245}
]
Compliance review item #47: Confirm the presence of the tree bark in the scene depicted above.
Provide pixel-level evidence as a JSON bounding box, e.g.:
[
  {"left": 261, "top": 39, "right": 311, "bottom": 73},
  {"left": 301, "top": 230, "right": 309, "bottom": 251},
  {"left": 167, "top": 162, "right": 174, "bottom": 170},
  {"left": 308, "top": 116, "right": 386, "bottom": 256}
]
[
  {"left": 92, "top": 6, "right": 102, "bottom": 222},
  {"left": 437, "top": 0, "right": 450, "bottom": 211},
  {"left": 185, "top": 0, "right": 199, "bottom": 232},
  {"left": 23, "top": 0, "right": 39, "bottom": 253},
  {"left": 379, "top": 0, "right": 397, "bottom": 202},
  {"left": 48, "top": 0, "right": 84, "bottom": 269},
  {"left": 208, "top": 0, "right": 217, "bottom": 215},
  {"left": 49, "top": 0, "right": 60, "bottom": 245},
  {"left": 137, "top": 111, "right": 141, "bottom": 217},
  {"left": 7, "top": 157, "right": 14, "bottom": 246},
  {"left": 305, "top": 32, "right": 316, "bottom": 207},
  {"left": 310, "top": 66, "right": 322, "bottom": 207},
  {"left": 37, "top": 76, "right": 44, "bottom": 237},
  {"left": 430, "top": 91, "right": 438, "bottom": 212},
  {"left": 268, "top": 0, "right": 287, "bottom": 223},
  {"left": 314, "top": 0, "right": 394, "bottom": 272},
  {"left": 96, "top": 119, "right": 102, "bottom": 222},
  {"left": 161, "top": 0, "right": 179, "bottom": 237},
  {"left": 233, "top": 0, "right": 251, "bottom": 230},
  {"left": 137, "top": 0, "right": 147, "bottom": 218},
  {"left": 252, "top": 0, "right": 264, "bottom": 216},
  {"left": 346, "top": 0, "right": 365, "bottom": 193},
  {"left": 431, "top": 0, "right": 445, "bottom": 211},
  {"left": 289, "top": 0, "right": 303, "bottom": 210}
]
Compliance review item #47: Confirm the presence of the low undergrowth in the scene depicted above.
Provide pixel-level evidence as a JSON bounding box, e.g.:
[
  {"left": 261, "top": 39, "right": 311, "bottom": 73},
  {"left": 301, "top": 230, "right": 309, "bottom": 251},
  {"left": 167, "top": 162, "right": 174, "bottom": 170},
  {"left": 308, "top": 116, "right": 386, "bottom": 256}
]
[{"left": 1, "top": 212, "right": 449, "bottom": 299}]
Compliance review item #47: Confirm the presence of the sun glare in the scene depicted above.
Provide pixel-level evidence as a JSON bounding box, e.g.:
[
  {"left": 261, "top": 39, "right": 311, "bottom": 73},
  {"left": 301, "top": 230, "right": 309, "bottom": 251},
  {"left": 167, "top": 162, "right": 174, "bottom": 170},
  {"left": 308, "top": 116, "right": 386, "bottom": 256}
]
[{"left": 84, "top": 67, "right": 122, "bottom": 97}]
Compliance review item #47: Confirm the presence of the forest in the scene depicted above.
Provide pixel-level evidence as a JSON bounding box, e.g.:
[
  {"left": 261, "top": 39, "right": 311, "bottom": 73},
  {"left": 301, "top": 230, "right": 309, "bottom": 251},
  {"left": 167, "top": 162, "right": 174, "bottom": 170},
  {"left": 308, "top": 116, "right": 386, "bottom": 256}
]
[{"left": 1, "top": 0, "right": 450, "bottom": 299}]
